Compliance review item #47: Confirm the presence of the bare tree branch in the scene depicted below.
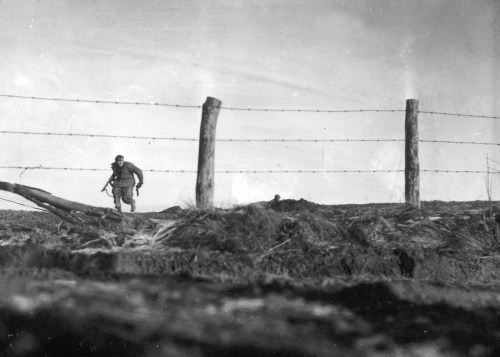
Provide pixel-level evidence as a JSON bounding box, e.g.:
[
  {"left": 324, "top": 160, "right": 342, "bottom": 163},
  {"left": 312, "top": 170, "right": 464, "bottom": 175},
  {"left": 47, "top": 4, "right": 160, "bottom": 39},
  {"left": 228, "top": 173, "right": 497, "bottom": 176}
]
[{"left": 0, "top": 181, "right": 125, "bottom": 224}]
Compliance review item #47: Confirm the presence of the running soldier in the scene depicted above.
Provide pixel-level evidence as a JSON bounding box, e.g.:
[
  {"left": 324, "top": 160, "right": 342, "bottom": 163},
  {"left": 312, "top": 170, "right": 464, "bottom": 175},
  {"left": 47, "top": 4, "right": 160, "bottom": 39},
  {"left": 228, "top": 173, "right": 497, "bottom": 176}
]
[{"left": 103, "top": 155, "right": 143, "bottom": 212}]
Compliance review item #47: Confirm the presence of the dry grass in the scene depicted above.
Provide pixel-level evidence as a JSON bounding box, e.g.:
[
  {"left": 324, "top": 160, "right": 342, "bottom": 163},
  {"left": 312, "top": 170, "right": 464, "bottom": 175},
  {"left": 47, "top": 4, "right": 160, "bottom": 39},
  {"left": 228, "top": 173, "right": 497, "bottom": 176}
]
[{"left": 2, "top": 200, "right": 500, "bottom": 256}]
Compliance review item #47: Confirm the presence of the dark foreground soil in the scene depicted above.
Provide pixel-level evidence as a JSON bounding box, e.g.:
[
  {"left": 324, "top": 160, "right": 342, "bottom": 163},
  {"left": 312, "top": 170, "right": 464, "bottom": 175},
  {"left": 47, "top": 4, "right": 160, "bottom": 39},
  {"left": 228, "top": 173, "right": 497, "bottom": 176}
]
[{"left": 1, "top": 200, "right": 500, "bottom": 356}]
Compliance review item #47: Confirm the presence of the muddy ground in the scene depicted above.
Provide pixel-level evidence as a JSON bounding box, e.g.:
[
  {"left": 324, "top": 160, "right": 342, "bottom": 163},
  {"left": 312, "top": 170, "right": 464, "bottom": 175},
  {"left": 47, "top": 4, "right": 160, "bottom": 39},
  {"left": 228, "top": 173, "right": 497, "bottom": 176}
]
[{"left": 1, "top": 199, "right": 500, "bottom": 356}]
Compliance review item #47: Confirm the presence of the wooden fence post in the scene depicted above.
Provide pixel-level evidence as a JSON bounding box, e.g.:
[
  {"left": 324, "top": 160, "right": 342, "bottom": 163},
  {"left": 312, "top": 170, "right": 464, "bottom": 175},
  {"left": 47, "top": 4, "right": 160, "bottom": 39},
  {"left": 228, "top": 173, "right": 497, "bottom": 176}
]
[
  {"left": 196, "top": 96, "right": 222, "bottom": 209},
  {"left": 405, "top": 99, "right": 420, "bottom": 208}
]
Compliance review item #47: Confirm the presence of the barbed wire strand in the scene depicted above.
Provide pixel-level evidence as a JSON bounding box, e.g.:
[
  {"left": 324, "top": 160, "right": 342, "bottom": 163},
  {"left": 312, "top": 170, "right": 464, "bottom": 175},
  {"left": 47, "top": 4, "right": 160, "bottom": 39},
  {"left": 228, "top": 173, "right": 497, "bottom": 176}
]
[
  {"left": 419, "top": 110, "right": 500, "bottom": 120},
  {"left": 0, "top": 130, "right": 403, "bottom": 142},
  {"left": 0, "top": 93, "right": 404, "bottom": 112},
  {"left": 2, "top": 93, "right": 500, "bottom": 118},
  {"left": 220, "top": 107, "right": 405, "bottom": 113},
  {"left": 2, "top": 130, "right": 500, "bottom": 146},
  {"left": 0, "top": 94, "right": 201, "bottom": 109},
  {"left": 0, "top": 130, "right": 196, "bottom": 142},
  {"left": 420, "top": 170, "right": 500, "bottom": 174},
  {"left": 0, "top": 166, "right": 498, "bottom": 174},
  {"left": 420, "top": 140, "right": 500, "bottom": 146},
  {"left": 0, "top": 197, "right": 46, "bottom": 211}
]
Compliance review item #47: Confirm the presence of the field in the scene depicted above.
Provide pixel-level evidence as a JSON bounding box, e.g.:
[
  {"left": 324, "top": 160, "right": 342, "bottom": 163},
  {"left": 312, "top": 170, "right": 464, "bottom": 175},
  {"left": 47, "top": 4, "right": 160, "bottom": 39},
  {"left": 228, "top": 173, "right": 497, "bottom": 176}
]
[{"left": 1, "top": 199, "right": 500, "bottom": 356}]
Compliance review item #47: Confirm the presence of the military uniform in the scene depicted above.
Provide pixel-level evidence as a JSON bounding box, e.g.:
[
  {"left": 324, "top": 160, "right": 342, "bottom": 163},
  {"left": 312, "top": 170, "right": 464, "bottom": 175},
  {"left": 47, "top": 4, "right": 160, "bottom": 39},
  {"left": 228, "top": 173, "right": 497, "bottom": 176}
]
[{"left": 109, "top": 160, "right": 143, "bottom": 212}]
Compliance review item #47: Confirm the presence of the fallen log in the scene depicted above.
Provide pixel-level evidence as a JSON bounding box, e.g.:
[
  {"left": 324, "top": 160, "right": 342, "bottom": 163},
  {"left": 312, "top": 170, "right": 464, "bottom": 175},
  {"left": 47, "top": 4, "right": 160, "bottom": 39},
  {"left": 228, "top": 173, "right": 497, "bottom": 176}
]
[{"left": 0, "top": 181, "right": 124, "bottom": 224}]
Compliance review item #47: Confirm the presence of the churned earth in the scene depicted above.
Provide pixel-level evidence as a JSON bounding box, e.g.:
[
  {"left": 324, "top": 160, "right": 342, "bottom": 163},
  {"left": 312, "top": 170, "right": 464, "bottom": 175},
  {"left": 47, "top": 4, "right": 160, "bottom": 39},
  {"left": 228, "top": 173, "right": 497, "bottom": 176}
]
[{"left": 1, "top": 199, "right": 500, "bottom": 356}]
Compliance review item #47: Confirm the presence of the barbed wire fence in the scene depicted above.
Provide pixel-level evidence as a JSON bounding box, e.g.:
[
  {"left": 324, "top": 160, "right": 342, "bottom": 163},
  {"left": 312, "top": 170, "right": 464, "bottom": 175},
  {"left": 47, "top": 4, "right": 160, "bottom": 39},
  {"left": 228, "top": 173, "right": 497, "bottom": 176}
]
[{"left": 1, "top": 93, "right": 499, "bottom": 209}]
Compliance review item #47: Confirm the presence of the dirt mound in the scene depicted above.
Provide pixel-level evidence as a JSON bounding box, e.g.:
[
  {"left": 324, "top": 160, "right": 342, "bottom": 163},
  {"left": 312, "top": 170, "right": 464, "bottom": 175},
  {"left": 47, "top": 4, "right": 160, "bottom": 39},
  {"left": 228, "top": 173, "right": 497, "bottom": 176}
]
[
  {"left": 267, "top": 198, "right": 320, "bottom": 212},
  {"left": 1, "top": 202, "right": 500, "bottom": 284}
]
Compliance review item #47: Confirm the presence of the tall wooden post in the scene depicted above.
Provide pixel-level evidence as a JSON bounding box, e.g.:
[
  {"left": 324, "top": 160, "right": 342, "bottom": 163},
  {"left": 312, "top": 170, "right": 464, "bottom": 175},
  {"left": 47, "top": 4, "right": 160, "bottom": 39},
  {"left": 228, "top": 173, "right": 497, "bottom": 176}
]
[
  {"left": 196, "top": 97, "right": 222, "bottom": 209},
  {"left": 405, "top": 99, "right": 420, "bottom": 208}
]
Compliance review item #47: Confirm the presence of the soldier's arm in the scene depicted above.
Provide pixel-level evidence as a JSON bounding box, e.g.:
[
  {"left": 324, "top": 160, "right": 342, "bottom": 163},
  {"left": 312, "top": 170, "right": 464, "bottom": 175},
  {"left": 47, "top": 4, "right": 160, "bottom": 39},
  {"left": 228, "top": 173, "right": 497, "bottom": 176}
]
[{"left": 132, "top": 165, "right": 144, "bottom": 185}]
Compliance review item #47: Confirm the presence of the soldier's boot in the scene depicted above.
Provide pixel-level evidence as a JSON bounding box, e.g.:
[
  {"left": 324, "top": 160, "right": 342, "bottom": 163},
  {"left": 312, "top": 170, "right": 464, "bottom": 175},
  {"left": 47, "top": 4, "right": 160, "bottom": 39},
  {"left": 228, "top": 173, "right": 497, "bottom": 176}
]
[
  {"left": 116, "top": 206, "right": 122, "bottom": 213},
  {"left": 131, "top": 200, "right": 136, "bottom": 213}
]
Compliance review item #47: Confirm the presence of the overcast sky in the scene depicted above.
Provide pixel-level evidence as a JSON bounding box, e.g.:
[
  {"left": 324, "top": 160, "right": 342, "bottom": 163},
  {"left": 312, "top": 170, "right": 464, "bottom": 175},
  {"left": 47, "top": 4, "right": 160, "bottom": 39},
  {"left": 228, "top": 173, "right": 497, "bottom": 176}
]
[{"left": 1, "top": 0, "right": 499, "bottom": 211}]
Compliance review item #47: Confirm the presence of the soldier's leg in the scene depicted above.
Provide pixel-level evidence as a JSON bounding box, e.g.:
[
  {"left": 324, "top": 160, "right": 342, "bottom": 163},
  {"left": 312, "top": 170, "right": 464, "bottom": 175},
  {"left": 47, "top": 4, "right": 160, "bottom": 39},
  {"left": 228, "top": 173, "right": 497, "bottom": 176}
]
[
  {"left": 112, "top": 187, "right": 122, "bottom": 212},
  {"left": 121, "top": 186, "right": 136, "bottom": 212}
]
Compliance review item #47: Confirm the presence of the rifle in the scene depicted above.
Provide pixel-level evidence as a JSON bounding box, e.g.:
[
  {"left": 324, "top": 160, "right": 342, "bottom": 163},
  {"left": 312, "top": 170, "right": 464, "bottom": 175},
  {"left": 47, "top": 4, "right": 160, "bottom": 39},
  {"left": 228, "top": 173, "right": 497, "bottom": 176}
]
[{"left": 101, "top": 174, "right": 114, "bottom": 192}]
